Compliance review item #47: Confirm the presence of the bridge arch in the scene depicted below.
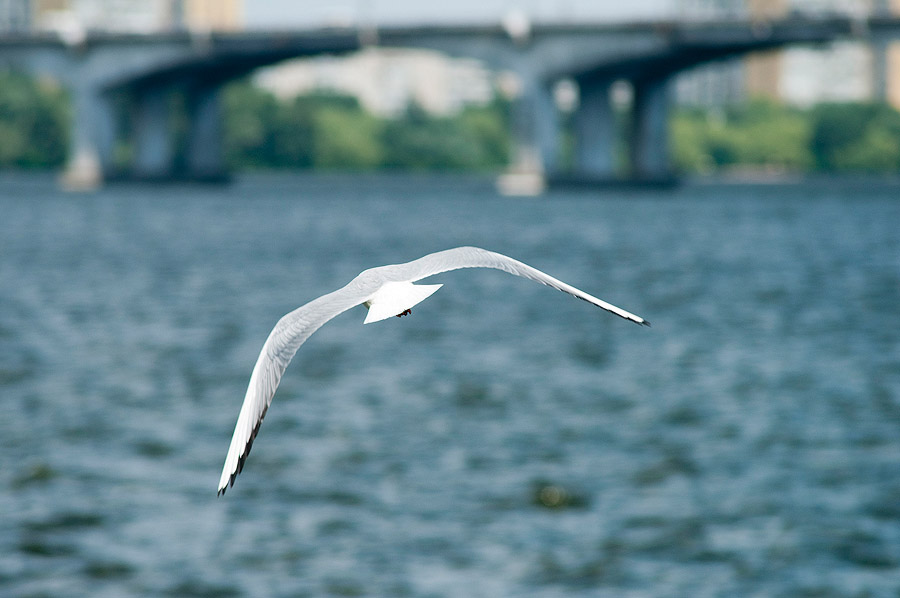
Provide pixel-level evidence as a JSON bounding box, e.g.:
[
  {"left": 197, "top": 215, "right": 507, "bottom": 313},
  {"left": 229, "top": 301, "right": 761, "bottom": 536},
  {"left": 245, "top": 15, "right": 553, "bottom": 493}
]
[{"left": 0, "top": 17, "right": 868, "bottom": 187}]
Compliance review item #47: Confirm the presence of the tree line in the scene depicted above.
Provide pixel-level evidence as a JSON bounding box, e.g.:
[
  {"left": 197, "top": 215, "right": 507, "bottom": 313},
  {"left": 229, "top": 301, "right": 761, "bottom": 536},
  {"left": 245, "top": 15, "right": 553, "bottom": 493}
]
[
  {"left": 221, "top": 82, "right": 511, "bottom": 171},
  {"left": 0, "top": 71, "right": 69, "bottom": 168},
  {"left": 671, "top": 99, "right": 900, "bottom": 174},
  {"left": 4, "top": 69, "right": 900, "bottom": 175}
]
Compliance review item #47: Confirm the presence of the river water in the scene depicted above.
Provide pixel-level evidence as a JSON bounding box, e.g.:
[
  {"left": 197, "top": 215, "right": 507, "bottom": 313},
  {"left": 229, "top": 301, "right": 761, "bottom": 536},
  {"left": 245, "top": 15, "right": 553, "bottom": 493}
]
[{"left": 1, "top": 173, "right": 898, "bottom": 597}]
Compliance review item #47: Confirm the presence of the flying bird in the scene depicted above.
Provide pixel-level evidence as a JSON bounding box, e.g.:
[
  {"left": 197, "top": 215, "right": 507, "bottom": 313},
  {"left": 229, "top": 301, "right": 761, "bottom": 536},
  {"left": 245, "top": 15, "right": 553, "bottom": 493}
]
[{"left": 218, "top": 246, "right": 648, "bottom": 495}]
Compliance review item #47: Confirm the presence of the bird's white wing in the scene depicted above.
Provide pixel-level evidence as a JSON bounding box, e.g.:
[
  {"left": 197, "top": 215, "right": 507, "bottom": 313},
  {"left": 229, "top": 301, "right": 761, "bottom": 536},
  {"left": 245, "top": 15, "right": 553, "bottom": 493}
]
[
  {"left": 217, "top": 286, "right": 369, "bottom": 495},
  {"left": 383, "top": 246, "right": 650, "bottom": 326}
]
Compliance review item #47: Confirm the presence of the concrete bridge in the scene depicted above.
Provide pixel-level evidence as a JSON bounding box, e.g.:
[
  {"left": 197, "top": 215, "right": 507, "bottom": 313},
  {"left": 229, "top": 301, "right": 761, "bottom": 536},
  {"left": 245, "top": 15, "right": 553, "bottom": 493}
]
[{"left": 1, "top": 16, "right": 897, "bottom": 188}]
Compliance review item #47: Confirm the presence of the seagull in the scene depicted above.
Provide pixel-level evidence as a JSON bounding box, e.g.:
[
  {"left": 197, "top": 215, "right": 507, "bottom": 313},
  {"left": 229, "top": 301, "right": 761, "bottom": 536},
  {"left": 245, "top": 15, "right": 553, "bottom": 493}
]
[{"left": 217, "top": 246, "right": 648, "bottom": 495}]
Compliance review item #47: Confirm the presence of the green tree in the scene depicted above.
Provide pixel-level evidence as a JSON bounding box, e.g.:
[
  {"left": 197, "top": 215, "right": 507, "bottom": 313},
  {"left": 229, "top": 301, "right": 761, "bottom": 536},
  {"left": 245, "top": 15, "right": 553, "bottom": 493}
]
[
  {"left": 0, "top": 71, "right": 69, "bottom": 168},
  {"left": 458, "top": 99, "right": 511, "bottom": 167},
  {"left": 833, "top": 127, "right": 900, "bottom": 171},
  {"left": 671, "top": 100, "right": 813, "bottom": 173},
  {"left": 380, "top": 101, "right": 510, "bottom": 171},
  {"left": 270, "top": 95, "right": 316, "bottom": 168},
  {"left": 223, "top": 82, "right": 514, "bottom": 172},
  {"left": 670, "top": 108, "right": 716, "bottom": 172},
  {"left": 312, "top": 106, "right": 382, "bottom": 169},
  {"left": 222, "top": 82, "right": 281, "bottom": 168},
  {"left": 810, "top": 102, "right": 900, "bottom": 172},
  {"left": 726, "top": 101, "right": 812, "bottom": 169}
]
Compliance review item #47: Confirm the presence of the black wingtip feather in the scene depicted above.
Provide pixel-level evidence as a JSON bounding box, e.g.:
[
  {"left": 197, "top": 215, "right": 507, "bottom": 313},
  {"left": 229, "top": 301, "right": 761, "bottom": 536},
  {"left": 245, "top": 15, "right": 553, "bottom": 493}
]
[{"left": 217, "top": 403, "right": 269, "bottom": 497}]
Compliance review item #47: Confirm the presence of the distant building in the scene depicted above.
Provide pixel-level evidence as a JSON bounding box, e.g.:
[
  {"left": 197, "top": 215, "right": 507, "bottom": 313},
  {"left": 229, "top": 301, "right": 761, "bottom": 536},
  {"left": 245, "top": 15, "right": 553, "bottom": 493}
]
[
  {"left": 676, "top": 0, "right": 747, "bottom": 19},
  {"left": 33, "top": 0, "right": 241, "bottom": 33},
  {"left": 674, "top": 0, "right": 748, "bottom": 107},
  {"left": 254, "top": 48, "right": 495, "bottom": 117},
  {"left": 744, "top": 0, "right": 876, "bottom": 106},
  {"left": 674, "top": 0, "right": 898, "bottom": 108},
  {"left": 675, "top": 61, "right": 747, "bottom": 107},
  {"left": 0, "top": 0, "right": 32, "bottom": 32},
  {"left": 34, "top": 0, "right": 169, "bottom": 32},
  {"left": 879, "top": 0, "right": 900, "bottom": 108},
  {"left": 776, "top": 41, "right": 874, "bottom": 105},
  {"left": 181, "top": 0, "right": 241, "bottom": 32}
]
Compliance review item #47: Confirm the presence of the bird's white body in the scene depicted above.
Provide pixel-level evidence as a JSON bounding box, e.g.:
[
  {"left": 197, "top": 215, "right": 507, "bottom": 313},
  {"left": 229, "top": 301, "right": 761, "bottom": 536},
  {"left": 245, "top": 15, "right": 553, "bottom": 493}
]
[
  {"left": 363, "top": 281, "right": 443, "bottom": 324},
  {"left": 217, "top": 246, "right": 648, "bottom": 495}
]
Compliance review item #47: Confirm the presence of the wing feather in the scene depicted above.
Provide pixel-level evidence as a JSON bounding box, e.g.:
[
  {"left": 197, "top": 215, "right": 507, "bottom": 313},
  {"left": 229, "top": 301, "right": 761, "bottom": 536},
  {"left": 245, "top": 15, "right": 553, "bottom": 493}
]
[
  {"left": 217, "top": 287, "right": 368, "bottom": 495},
  {"left": 383, "top": 246, "right": 649, "bottom": 326}
]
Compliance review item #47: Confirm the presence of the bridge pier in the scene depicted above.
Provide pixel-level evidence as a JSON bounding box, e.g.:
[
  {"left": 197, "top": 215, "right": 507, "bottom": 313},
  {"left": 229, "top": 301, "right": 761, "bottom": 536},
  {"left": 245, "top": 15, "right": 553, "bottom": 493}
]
[
  {"left": 185, "top": 86, "right": 226, "bottom": 180},
  {"left": 133, "top": 88, "right": 175, "bottom": 180},
  {"left": 498, "top": 72, "right": 560, "bottom": 194},
  {"left": 533, "top": 81, "right": 561, "bottom": 175},
  {"left": 573, "top": 78, "right": 617, "bottom": 179},
  {"left": 62, "top": 85, "right": 117, "bottom": 190},
  {"left": 556, "top": 74, "right": 677, "bottom": 188},
  {"left": 630, "top": 76, "right": 673, "bottom": 181},
  {"left": 510, "top": 77, "right": 561, "bottom": 172}
]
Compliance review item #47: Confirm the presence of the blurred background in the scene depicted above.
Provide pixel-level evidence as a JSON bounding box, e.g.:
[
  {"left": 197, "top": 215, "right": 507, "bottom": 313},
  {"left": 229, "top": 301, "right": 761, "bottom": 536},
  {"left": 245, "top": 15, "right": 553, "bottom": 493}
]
[
  {"left": 5, "top": 0, "right": 900, "bottom": 186},
  {"left": 1, "top": 1, "right": 899, "bottom": 598}
]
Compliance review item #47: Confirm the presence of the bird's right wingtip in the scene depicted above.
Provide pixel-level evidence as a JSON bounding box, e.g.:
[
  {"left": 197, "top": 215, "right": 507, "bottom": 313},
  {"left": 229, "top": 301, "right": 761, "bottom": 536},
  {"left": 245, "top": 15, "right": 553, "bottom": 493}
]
[{"left": 641, "top": 318, "right": 651, "bottom": 327}]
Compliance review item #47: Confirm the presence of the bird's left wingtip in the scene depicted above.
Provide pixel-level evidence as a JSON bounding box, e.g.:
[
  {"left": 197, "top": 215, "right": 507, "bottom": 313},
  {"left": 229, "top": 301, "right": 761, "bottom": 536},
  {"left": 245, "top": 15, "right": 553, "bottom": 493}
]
[{"left": 640, "top": 319, "right": 651, "bottom": 327}]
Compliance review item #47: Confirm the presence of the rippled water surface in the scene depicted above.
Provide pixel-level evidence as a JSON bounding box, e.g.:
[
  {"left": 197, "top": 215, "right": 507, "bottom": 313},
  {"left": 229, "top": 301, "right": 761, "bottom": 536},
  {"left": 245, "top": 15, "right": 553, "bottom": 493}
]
[{"left": 1, "top": 174, "right": 899, "bottom": 597}]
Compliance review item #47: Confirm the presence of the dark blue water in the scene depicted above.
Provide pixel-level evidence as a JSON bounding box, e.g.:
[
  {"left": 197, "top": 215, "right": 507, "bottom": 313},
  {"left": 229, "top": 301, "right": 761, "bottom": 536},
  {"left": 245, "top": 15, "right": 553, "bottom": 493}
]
[{"left": 1, "top": 173, "right": 899, "bottom": 597}]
